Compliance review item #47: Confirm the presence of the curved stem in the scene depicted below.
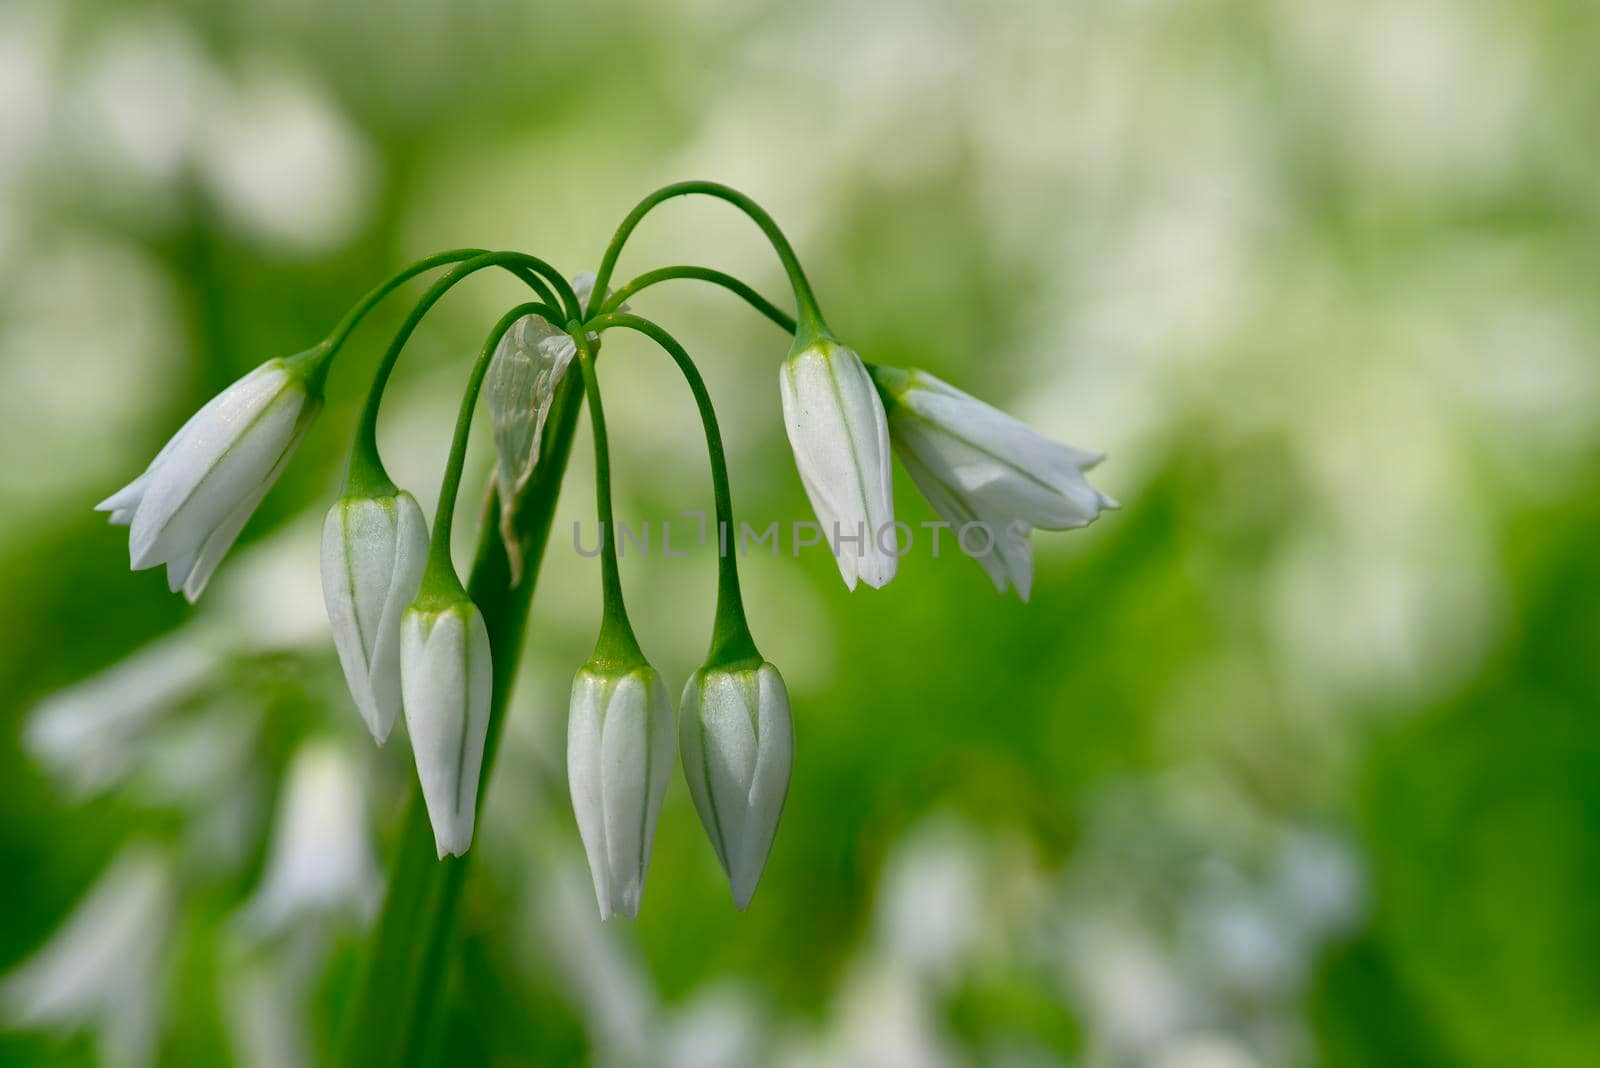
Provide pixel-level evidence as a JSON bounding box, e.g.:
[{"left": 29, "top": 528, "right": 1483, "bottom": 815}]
[
  {"left": 346, "top": 251, "right": 579, "bottom": 497},
  {"left": 598, "top": 265, "right": 797, "bottom": 334},
  {"left": 587, "top": 181, "right": 827, "bottom": 339},
  {"left": 419, "top": 301, "right": 567, "bottom": 598},
  {"left": 588, "top": 312, "right": 759, "bottom": 667},
  {"left": 569, "top": 328, "right": 645, "bottom": 669}
]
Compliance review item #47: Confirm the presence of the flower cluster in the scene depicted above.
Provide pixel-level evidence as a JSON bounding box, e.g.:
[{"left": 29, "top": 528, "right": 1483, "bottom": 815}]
[{"left": 97, "top": 182, "right": 1114, "bottom": 920}]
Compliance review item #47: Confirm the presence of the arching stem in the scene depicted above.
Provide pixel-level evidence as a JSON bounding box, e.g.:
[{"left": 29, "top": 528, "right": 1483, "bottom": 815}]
[
  {"left": 599, "top": 265, "right": 796, "bottom": 334},
  {"left": 587, "top": 181, "right": 828, "bottom": 341},
  {"left": 587, "top": 312, "right": 759, "bottom": 668},
  {"left": 345, "top": 251, "right": 580, "bottom": 499}
]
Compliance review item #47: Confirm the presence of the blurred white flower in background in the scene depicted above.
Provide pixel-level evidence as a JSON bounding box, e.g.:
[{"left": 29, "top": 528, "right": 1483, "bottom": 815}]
[
  {"left": 240, "top": 740, "right": 382, "bottom": 936},
  {"left": 71, "top": 16, "right": 213, "bottom": 194},
  {"left": 1, "top": 844, "right": 176, "bottom": 1068},
  {"left": 197, "top": 63, "right": 374, "bottom": 251},
  {"left": 24, "top": 635, "right": 218, "bottom": 799},
  {"left": 874, "top": 820, "right": 983, "bottom": 987}
]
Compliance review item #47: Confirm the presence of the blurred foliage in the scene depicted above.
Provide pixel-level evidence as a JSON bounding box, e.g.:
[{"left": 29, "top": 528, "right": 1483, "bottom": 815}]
[{"left": 2, "top": 0, "right": 1599, "bottom": 1066}]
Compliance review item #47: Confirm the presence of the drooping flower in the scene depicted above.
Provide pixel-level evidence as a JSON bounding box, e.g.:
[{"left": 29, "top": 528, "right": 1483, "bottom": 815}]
[
  {"left": 320, "top": 491, "right": 429, "bottom": 743},
  {"left": 779, "top": 336, "right": 897, "bottom": 590},
  {"left": 870, "top": 365, "right": 1116, "bottom": 601},
  {"left": 96, "top": 354, "right": 322, "bottom": 602},
  {"left": 679, "top": 661, "right": 793, "bottom": 909},
  {"left": 1, "top": 843, "right": 175, "bottom": 1068},
  {"left": 567, "top": 663, "right": 676, "bottom": 920},
  {"left": 240, "top": 740, "right": 381, "bottom": 935},
  {"left": 400, "top": 596, "right": 493, "bottom": 858}
]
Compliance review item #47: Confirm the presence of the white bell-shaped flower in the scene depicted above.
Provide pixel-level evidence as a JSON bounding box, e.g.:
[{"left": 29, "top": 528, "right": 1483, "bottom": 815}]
[
  {"left": 400, "top": 596, "right": 493, "bottom": 858},
  {"left": 320, "top": 491, "right": 429, "bottom": 743},
  {"left": 1, "top": 843, "right": 175, "bottom": 1068},
  {"left": 679, "top": 661, "right": 793, "bottom": 910},
  {"left": 872, "top": 365, "right": 1116, "bottom": 601},
  {"left": 779, "top": 337, "right": 897, "bottom": 590},
  {"left": 567, "top": 663, "right": 676, "bottom": 920},
  {"left": 240, "top": 740, "right": 381, "bottom": 935},
  {"left": 96, "top": 356, "right": 320, "bottom": 602}
]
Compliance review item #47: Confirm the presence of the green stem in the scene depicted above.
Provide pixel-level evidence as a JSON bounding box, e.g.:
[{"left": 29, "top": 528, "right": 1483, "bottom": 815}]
[
  {"left": 569, "top": 328, "right": 645, "bottom": 670},
  {"left": 312, "top": 248, "right": 560, "bottom": 397},
  {"left": 346, "top": 251, "right": 580, "bottom": 498},
  {"left": 598, "top": 265, "right": 797, "bottom": 334},
  {"left": 588, "top": 312, "right": 759, "bottom": 667},
  {"left": 340, "top": 375, "right": 585, "bottom": 1068},
  {"left": 587, "top": 181, "right": 828, "bottom": 339}
]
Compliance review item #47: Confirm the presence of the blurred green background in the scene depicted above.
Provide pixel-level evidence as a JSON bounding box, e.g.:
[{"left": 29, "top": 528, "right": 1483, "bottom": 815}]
[{"left": 3, "top": 0, "right": 1599, "bottom": 1065}]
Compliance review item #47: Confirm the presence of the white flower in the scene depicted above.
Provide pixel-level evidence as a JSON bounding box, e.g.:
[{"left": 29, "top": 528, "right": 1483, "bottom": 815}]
[
  {"left": 872, "top": 365, "right": 1116, "bottom": 601},
  {"left": 567, "top": 663, "right": 676, "bottom": 920},
  {"left": 1, "top": 843, "right": 175, "bottom": 1068},
  {"left": 400, "top": 597, "right": 492, "bottom": 858},
  {"left": 240, "top": 740, "right": 381, "bottom": 935},
  {"left": 96, "top": 355, "right": 320, "bottom": 602},
  {"left": 779, "top": 337, "right": 897, "bottom": 590},
  {"left": 320, "top": 491, "right": 429, "bottom": 743},
  {"left": 678, "top": 662, "right": 792, "bottom": 910}
]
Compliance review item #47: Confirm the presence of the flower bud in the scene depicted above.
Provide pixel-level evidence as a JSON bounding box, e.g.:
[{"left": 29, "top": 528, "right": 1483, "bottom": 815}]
[
  {"left": 96, "top": 355, "right": 321, "bottom": 602},
  {"left": 779, "top": 337, "right": 897, "bottom": 590},
  {"left": 400, "top": 597, "right": 492, "bottom": 858},
  {"left": 679, "top": 662, "right": 793, "bottom": 909},
  {"left": 320, "top": 491, "right": 429, "bottom": 743},
  {"left": 567, "top": 663, "right": 675, "bottom": 920}
]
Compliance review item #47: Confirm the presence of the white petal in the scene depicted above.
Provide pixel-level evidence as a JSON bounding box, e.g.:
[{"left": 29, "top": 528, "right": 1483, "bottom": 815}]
[
  {"left": 695, "top": 671, "right": 758, "bottom": 873},
  {"left": 733, "top": 665, "right": 793, "bottom": 909},
  {"left": 95, "top": 474, "right": 148, "bottom": 522},
  {"left": 567, "top": 670, "right": 614, "bottom": 919},
  {"left": 568, "top": 666, "right": 675, "bottom": 920},
  {"left": 401, "top": 603, "right": 491, "bottom": 858},
  {"left": 680, "top": 663, "right": 793, "bottom": 910},
  {"left": 599, "top": 676, "right": 651, "bottom": 917},
  {"left": 322, "top": 493, "right": 429, "bottom": 742},
  {"left": 780, "top": 342, "right": 897, "bottom": 590},
  {"left": 129, "top": 365, "right": 303, "bottom": 569}
]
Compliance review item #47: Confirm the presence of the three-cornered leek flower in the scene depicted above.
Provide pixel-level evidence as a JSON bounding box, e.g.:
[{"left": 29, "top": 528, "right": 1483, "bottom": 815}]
[
  {"left": 679, "top": 662, "right": 793, "bottom": 909},
  {"left": 567, "top": 663, "right": 676, "bottom": 920},
  {"left": 96, "top": 355, "right": 321, "bottom": 602},
  {"left": 400, "top": 595, "right": 492, "bottom": 858},
  {"left": 870, "top": 365, "right": 1117, "bottom": 601},
  {"left": 779, "top": 336, "right": 897, "bottom": 590},
  {"left": 321, "top": 491, "right": 429, "bottom": 743}
]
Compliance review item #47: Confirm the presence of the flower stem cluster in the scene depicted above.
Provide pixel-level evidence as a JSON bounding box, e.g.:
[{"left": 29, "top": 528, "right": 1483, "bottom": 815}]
[{"left": 97, "top": 181, "right": 1114, "bottom": 917}]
